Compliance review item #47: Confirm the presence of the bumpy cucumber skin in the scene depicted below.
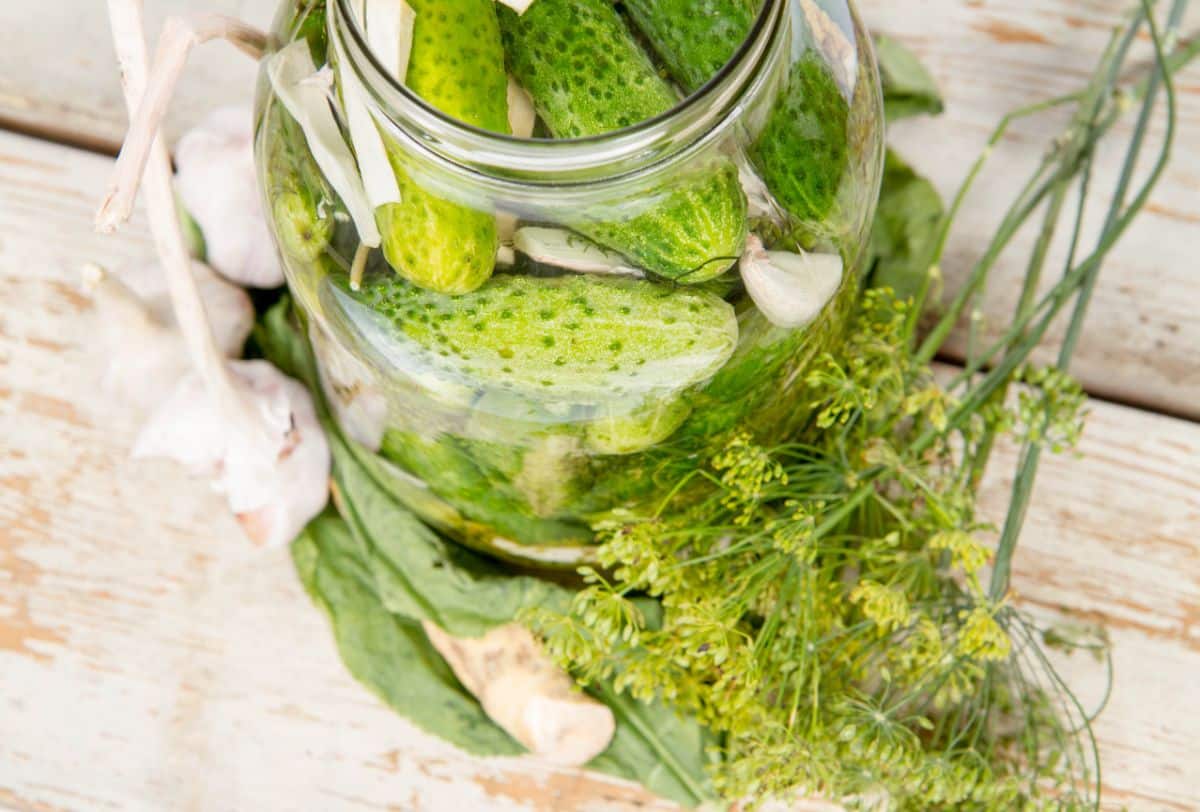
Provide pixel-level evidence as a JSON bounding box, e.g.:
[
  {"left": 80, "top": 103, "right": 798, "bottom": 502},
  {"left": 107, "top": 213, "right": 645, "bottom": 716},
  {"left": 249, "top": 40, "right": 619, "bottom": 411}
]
[
  {"left": 749, "top": 53, "right": 849, "bottom": 224},
  {"left": 498, "top": 0, "right": 677, "bottom": 137},
  {"left": 375, "top": 0, "right": 509, "bottom": 295},
  {"left": 498, "top": 0, "right": 747, "bottom": 282},
  {"left": 623, "top": 0, "right": 759, "bottom": 92},
  {"left": 622, "top": 3, "right": 849, "bottom": 225},
  {"left": 579, "top": 161, "right": 747, "bottom": 283},
  {"left": 345, "top": 272, "right": 739, "bottom": 401}
]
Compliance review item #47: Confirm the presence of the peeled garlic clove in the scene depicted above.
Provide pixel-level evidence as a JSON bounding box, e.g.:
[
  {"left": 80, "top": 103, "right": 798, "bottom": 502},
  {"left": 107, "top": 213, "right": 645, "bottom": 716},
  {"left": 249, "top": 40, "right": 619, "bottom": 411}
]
[
  {"left": 740, "top": 234, "right": 843, "bottom": 329},
  {"left": 175, "top": 107, "right": 283, "bottom": 288},
  {"left": 422, "top": 622, "right": 615, "bottom": 766},
  {"left": 507, "top": 75, "right": 536, "bottom": 139},
  {"left": 513, "top": 227, "right": 644, "bottom": 277},
  {"left": 132, "top": 360, "right": 331, "bottom": 548}
]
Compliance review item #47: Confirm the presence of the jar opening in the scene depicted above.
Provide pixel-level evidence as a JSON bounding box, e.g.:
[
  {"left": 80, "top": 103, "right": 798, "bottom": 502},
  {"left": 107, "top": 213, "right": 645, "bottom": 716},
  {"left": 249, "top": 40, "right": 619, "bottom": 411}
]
[{"left": 329, "top": 0, "right": 785, "bottom": 181}]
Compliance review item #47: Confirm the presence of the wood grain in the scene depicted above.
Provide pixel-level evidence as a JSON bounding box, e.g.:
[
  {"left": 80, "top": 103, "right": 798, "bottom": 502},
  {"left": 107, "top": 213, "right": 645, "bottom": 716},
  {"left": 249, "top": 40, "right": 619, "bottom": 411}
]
[
  {"left": 860, "top": 0, "right": 1200, "bottom": 419},
  {"left": 0, "top": 130, "right": 1198, "bottom": 810}
]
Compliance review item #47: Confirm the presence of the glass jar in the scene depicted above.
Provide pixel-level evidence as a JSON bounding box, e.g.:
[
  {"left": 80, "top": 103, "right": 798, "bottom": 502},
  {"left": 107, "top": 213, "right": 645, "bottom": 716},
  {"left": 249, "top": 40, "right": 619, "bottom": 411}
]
[{"left": 255, "top": 0, "right": 884, "bottom": 566}]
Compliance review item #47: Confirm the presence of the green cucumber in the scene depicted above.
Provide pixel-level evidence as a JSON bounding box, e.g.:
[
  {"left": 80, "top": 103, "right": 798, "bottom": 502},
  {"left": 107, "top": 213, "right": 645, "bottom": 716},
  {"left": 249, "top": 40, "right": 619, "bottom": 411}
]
[
  {"left": 621, "top": 2, "right": 849, "bottom": 225},
  {"left": 333, "top": 271, "right": 739, "bottom": 403},
  {"left": 374, "top": 0, "right": 509, "bottom": 294},
  {"left": 749, "top": 52, "right": 848, "bottom": 225},
  {"left": 264, "top": 102, "right": 335, "bottom": 262},
  {"left": 497, "top": 0, "right": 747, "bottom": 282},
  {"left": 623, "top": 0, "right": 759, "bottom": 92}
]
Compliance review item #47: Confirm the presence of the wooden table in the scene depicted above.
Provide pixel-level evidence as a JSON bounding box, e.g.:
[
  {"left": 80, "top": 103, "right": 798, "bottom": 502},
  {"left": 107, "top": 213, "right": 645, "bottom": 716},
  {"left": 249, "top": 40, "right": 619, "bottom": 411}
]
[{"left": 2, "top": 2, "right": 1198, "bottom": 810}]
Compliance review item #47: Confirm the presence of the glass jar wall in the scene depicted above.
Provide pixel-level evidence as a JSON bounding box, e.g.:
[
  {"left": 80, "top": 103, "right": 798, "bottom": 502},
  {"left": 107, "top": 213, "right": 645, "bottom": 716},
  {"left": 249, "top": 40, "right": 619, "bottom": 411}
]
[{"left": 255, "top": 0, "right": 884, "bottom": 566}]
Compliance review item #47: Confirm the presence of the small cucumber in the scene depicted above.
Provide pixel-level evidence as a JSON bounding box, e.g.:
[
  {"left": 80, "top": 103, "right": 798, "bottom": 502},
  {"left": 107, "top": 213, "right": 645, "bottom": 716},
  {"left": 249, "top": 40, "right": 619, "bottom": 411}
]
[
  {"left": 621, "top": 2, "right": 849, "bottom": 225},
  {"left": 374, "top": 0, "right": 509, "bottom": 294},
  {"left": 264, "top": 102, "right": 335, "bottom": 262},
  {"left": 622, "top": 0, "right": 759, "bottom": 92},
  {"left": 497, "top": 0, "right": 747, "bottom": 282},
  {"left": 334, "top": 271, "right": 738, "bottom": 403},
  {"left": 748, "top": 52, "right": 848, "bottom": 225}
]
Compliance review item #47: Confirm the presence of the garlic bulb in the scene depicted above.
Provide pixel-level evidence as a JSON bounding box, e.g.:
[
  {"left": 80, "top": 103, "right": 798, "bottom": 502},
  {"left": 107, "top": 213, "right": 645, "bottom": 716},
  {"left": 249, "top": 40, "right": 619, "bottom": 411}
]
[
  {"left": 133, "top": 360, "right": 331, "bottom": 549},
  {"left": 175, "top": 107, "right": 283, "bottom": 288},
  {"left": 82, "top": 261, "right": 253, "bottom": 411},
  {"left": 740, "top": 234, "right": 844, "bottom": 329}
]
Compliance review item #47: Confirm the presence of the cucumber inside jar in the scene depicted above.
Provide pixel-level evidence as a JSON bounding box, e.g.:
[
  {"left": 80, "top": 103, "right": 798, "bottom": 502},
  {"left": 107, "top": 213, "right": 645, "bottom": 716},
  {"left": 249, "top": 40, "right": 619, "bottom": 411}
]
[{"left": 255, "top": 0, "right": 882, "bottom": 566}]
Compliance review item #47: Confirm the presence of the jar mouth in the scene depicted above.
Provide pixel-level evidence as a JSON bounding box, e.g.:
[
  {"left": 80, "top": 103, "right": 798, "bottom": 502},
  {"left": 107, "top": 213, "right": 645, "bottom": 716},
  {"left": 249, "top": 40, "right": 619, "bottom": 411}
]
[{"left": 330, "top": 0, "right": 784, "bottom": 181}]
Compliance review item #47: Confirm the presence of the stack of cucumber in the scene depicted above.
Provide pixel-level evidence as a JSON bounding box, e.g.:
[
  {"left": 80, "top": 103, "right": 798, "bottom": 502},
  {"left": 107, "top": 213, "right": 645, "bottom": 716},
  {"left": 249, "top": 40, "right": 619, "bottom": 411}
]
[{"left": 262, "top": 0, "right": 857, "bottom": 555}]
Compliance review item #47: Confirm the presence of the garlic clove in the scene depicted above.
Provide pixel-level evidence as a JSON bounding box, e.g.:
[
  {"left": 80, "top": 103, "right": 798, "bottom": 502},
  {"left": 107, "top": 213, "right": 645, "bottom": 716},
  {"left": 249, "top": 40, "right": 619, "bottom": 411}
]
[
  {"left": 513, "top": 227, "right": 644, "bottom": 277},
  {"left": 740, "top": 234, "right": 844, "bottom": 329},
  {"left": 175, "top": 107, "right": 284, "bottom": 288},
  {"left": 422, "top": 622, "right": 616, "bottom": 766},
  {"left": 132, "top": 359, "right": 331, "bottom": 548},
  {"left": 269, "top": 41, "right": 381, "bottom": 248}
]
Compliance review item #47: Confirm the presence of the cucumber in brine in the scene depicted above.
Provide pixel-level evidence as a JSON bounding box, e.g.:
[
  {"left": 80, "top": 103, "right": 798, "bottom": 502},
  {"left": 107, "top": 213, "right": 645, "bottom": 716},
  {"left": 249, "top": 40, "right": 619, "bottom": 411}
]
[
  {"left": 374, "top": 0, "right": 510, "bottom": 294},
  {"left": 621, "top": 0, "right": 849, "bottom": 227},
  {"left": 498, "top": 0, "right": 747, "bottom": 283}
]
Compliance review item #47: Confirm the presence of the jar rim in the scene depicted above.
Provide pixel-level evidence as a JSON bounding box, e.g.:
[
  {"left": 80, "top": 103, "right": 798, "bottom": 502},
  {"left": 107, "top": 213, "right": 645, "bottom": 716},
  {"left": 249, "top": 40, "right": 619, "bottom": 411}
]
[{"left": 329, "top": 0, "right": 786, "bottom": 180}]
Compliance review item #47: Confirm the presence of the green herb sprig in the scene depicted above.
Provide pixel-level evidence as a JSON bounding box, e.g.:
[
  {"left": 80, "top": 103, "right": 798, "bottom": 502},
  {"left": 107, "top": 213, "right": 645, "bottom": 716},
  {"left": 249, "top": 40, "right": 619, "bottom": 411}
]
[{"left": 524, "top": 4, "right": 1195, "bottom": 808}]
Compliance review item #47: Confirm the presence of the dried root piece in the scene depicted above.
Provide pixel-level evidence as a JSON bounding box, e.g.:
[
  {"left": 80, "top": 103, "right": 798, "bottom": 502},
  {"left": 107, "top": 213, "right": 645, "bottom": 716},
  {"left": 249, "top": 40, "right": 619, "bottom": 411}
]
[
  {"left": 175, "top": 107, "right": 282, "bottom": 287},
  {"left": 740, "top": 234, "right": 843, "bottom": 328},
  {"left": 422, "top": 622, "right": 615, "bottom": 766},
  {"left": 96, "top": 13, "right": 268, "bottom": 232}
]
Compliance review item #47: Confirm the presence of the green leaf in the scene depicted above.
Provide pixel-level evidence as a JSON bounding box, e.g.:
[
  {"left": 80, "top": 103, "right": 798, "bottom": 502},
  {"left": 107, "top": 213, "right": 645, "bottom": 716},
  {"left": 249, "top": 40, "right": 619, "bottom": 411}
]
[
  {"left": 875, "top": 34, "right": 944, "bottom": 122},
  {"left": 332, "top": 429, "right": 571, "bottom": 637},
  {"left": 868, "top": 149, "right": 945, "bottom": 301},
  {"left": 588, "top": 685, "right": 718, "bottom": 808},
  {"left": 294, "top": 515, "right": 525, "bottom": 756}
]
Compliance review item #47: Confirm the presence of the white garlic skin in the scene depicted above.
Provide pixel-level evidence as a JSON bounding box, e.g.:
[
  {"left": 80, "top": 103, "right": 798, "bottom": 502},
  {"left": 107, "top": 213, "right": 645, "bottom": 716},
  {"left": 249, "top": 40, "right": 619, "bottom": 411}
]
[
  {"left": 83, "top": 261, "right": 253, "bottom": 412},
  {"left": 740, "top": 234, "right": 844, "bottom": 329},
  {"left": 133, "top": 360, "right": 331, "bottom": 549},
  {"left": 175, "top": 107, "right": 283, "bottom": 288}
]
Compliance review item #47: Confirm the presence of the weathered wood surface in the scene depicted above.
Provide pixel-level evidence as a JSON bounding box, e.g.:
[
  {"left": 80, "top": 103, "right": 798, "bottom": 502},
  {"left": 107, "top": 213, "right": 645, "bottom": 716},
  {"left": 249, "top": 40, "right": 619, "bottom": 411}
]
[
  {"left": 1, "top": 131, "right": 1198, "bottom": 811},
  {"left": 866, "top": 0, "right": 1200, "bottom": 419},
  {"left": 0, "top": 0, "right": 1197, "bottom": 418}
]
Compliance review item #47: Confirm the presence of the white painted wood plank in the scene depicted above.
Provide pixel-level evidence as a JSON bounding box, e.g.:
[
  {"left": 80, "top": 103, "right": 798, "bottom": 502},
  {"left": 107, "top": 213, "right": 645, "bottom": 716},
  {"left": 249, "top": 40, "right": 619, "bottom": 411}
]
[
  {"left": 0, "top": 0, "right": 276, "bottom": 152},
  {"left": 0, "top": 100, "right": 1197, "bottom": 812},
  {"left": 858, "top": 0, "right": 1200, "bottom": 418}
]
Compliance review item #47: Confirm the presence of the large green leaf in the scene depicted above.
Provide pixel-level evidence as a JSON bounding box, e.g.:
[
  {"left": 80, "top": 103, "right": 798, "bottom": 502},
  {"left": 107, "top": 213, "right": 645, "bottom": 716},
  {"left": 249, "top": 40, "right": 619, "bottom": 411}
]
[
  {"left": 875, "top": 34, "right": 945, "bottom": 123},
  {"left": 294, "top": 516, "right": 525, "bottom": 755},
  {"left": 868, "top": 149, "right": 945, "bottom": 302}
]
